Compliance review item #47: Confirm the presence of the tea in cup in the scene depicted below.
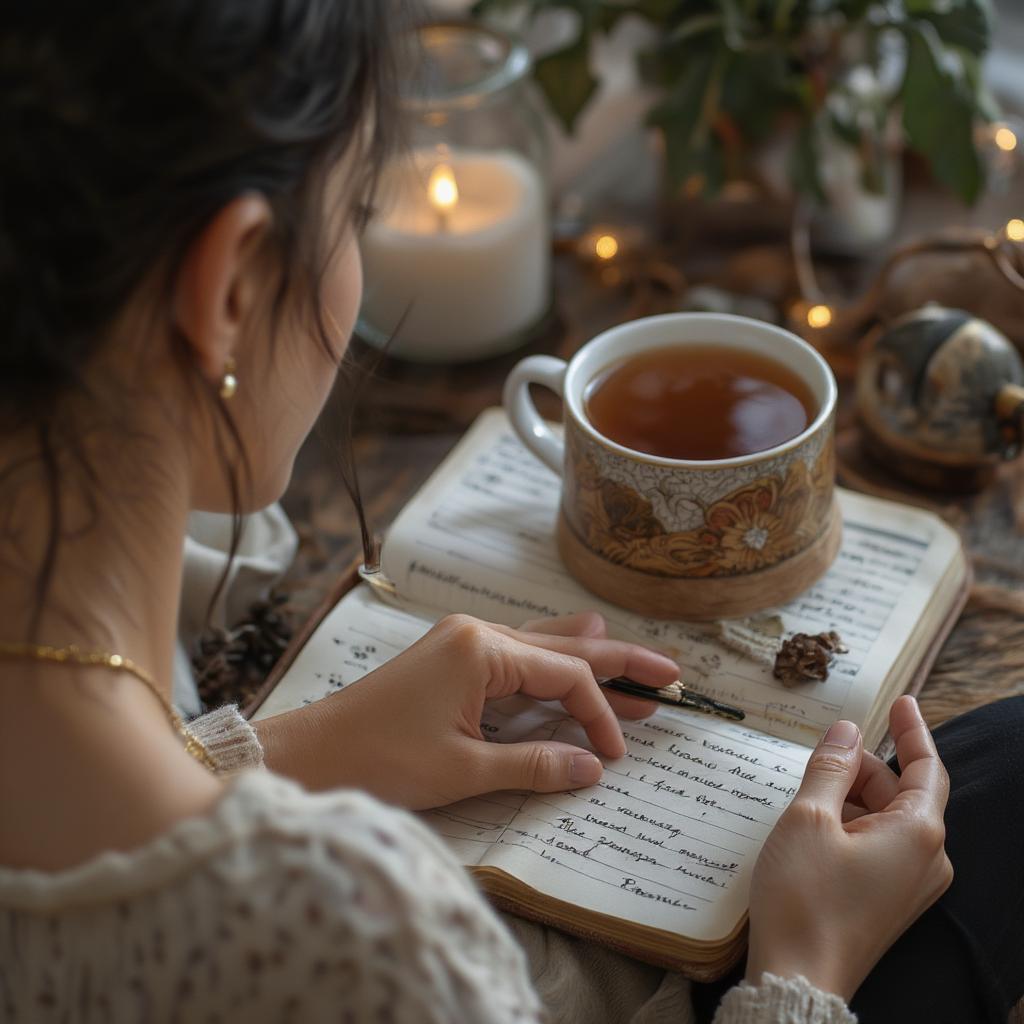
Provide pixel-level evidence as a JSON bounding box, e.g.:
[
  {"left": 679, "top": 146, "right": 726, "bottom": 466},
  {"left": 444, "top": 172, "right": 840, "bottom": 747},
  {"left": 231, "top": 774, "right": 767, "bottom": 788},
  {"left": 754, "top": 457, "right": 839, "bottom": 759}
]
[{"left": 503, "top": 313, "right": 840, "bottom": 620}]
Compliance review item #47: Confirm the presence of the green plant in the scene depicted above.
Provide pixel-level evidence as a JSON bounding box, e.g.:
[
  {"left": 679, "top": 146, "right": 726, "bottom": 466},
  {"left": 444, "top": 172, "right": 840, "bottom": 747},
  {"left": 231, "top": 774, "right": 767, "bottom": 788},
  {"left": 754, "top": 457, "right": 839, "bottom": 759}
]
[{"left": 472, "top": 0, "right": 998, "bottom": 204}]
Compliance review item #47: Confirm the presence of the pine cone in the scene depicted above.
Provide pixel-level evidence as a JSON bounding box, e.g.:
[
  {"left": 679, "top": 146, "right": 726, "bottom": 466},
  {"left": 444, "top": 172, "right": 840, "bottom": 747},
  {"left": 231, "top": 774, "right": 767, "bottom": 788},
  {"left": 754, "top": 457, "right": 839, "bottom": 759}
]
[
  {"left": 193, "top": 592, "right": 294, "bottom": 710},
  {"left": 773, "top": 631, "right": 848, "bottom": 687}
]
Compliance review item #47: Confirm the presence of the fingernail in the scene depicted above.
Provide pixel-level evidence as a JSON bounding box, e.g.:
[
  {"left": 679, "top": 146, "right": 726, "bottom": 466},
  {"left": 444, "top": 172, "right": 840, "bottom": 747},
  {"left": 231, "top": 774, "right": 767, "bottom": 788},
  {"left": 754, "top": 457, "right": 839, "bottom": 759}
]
[
  {"left": 570, "top": 753, "right": 602, "bottom": 785},
  {"left": 822, "top": 720, "right": 859, "bottom": 748}
]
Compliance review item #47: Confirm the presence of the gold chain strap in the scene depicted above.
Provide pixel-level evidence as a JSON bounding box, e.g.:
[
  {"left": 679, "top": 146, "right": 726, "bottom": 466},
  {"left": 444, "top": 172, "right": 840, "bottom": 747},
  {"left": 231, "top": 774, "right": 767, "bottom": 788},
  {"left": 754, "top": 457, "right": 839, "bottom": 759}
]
[{"left": 0, "top": 642, "right": 217, "bottom": 771}]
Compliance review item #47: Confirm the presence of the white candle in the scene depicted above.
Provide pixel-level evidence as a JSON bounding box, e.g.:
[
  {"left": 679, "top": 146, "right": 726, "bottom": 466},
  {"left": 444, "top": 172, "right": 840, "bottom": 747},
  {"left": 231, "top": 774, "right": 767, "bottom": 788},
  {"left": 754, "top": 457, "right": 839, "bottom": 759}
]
[{"left": 359, "top": 148, "right": 550, "bottom": 362}]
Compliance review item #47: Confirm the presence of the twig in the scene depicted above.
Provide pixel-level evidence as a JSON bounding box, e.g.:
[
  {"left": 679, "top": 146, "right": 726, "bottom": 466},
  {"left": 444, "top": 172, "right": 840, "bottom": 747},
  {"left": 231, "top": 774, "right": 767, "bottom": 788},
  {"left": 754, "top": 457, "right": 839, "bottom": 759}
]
[
  {"left": 1010, "top": 462, "right": 1024, "bottom": 534},
  {"left": 971, "top": 553, "right": 1024, "bottom": 584},
  {"left": 835, "top": 458, "right": 951, "bottom": 515},
  {"left": 967, "top": 582, "right": 1024, "bottom": 617}
]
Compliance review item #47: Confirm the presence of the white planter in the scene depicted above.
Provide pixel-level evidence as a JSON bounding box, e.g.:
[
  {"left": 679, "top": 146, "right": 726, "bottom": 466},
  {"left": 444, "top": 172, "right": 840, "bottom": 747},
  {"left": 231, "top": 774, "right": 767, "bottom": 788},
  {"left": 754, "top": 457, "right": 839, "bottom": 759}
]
[
  {"left": 758, "top": 66, "right": 903, "bottom": 256},
  {"left": 812, "top": 136, "right": 903, "bottom": 254}
]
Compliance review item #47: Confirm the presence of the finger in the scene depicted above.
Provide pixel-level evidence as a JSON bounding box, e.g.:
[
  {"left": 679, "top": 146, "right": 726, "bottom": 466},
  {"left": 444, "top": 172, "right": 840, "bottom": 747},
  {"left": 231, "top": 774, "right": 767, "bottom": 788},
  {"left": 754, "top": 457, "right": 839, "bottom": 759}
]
[
  {"left": 495, "top": 641, "right": 627, "bottom": 757},
  {"left": 603, "top": 689, "right": 659, "bottom": 720},
  {"left": 473, "top": 738, "right": 604, "bottom": 793},
  {"left": 518, "top": 611, "right": 608, "bottom": 639},
  {"left": 498, "top": 630, "right": 680, "bottom": 689},
  {"left": 846, "top": 750, "right": 900, "bottom": 814},
  {"left": 792, "top": 720, "right": 863, "bottom": 818},
  {"left": 889, "top": 696, "right": 949, "bottom": 818},
  {"left": 842, "top": 800, "right": 870, "bottom": 823}
]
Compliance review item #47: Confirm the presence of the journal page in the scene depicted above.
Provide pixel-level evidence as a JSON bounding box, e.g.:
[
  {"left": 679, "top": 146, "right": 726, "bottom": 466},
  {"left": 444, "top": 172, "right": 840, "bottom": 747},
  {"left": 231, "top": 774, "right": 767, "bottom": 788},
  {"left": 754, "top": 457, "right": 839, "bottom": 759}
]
[{"left": 453, "top": 705, "right": 811, "bottom": 941}]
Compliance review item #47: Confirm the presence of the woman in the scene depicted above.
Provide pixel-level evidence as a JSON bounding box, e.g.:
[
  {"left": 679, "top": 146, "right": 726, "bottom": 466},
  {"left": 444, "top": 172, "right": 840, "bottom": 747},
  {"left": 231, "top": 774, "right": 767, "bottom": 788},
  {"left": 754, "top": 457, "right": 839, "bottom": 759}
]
[{"left": 0, "top": 2, "right": 1021, "bottom": 1021}]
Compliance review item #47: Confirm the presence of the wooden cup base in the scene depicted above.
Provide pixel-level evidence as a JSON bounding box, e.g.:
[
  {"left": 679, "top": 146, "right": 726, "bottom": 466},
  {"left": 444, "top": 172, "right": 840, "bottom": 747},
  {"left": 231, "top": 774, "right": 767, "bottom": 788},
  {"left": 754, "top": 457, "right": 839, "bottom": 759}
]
[{"left": 556, "top": 500, "right": 843, "bottom": 621}]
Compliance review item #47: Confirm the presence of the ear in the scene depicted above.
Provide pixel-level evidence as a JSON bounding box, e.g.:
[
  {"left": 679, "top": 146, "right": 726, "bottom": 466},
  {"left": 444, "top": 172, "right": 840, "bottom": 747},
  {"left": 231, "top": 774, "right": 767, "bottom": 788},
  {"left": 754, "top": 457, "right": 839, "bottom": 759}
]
[{"left": 173, "top": 193, "right": 273, "bottom": 383}]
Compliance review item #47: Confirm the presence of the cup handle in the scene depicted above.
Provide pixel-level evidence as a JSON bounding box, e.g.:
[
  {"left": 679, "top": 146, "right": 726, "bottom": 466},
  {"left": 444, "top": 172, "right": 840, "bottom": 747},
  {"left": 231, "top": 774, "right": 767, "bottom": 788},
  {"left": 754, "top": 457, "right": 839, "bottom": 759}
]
[{"left": 502, "top": 355, "right": 568, "bottom": 475}]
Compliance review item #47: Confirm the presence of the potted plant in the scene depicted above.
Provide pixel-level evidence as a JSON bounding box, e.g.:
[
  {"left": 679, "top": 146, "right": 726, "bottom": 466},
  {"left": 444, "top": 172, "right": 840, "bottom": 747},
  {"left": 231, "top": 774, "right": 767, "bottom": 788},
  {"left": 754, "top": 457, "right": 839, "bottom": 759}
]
[{"left": 473, "top": 0, "right": 998, "bottom": 250}]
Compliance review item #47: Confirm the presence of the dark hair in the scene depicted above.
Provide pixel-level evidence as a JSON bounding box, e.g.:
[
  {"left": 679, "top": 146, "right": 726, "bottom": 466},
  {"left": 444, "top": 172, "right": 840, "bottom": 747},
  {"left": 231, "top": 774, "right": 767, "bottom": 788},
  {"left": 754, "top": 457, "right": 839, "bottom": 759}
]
[{"left": 0, "top": 1, "right": 404, "bottom": 627}]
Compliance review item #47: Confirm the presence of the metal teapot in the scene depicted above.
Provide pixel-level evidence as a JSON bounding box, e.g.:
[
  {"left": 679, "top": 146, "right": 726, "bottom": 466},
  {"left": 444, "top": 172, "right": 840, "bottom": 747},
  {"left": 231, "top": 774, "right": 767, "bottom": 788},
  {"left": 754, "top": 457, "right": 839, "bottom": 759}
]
[{"left": 856, "top": 306, "right": 1024, "bottom": 491}]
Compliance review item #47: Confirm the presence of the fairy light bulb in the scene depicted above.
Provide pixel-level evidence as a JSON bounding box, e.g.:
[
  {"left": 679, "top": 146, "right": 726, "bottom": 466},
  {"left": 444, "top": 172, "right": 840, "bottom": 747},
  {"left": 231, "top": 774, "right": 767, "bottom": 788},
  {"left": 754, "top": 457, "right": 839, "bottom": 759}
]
[
  {"left": 994, "top": 126, "right": 1018, "bottom": 153},
  {"left": 1006, "top": 218, "right": 1024, "bottom": 242},
  {"left": 806, "top": 304, "right": 834, "bottom": 329},
  {"left": 594, "top": 234, "right": 619, "bottom": 260}
]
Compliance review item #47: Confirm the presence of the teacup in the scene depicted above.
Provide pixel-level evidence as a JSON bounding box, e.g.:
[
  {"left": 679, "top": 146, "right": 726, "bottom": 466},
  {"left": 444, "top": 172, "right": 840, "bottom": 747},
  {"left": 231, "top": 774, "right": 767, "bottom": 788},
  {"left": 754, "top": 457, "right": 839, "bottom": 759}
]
[{"left": 503, "top": 313, "right": 840, "bottom": 620}]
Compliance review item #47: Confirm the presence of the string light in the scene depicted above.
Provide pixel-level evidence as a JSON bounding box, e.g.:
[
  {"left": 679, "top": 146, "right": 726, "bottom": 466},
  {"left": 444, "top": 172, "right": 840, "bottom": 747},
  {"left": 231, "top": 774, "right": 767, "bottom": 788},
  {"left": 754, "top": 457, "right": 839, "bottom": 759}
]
[
  {"left": 683, "top": 174, "right": 706, "bottom": 198},
  {"left": 574, "top": 224, "right": 646, "bottom": 267},
  {"left": 994, "top": 126, "right": 1018, "bottom": 153},
  {"left": 806, "top": 304, "right": 834, "bottom": 329},
  {"left": 1006, "top": 218, "right": 1024, "bottom": 242}
]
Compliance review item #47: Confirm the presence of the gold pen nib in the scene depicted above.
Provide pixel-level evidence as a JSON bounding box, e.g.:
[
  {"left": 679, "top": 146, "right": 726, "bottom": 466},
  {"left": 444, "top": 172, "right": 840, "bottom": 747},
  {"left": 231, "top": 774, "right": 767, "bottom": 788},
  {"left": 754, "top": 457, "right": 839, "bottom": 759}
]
[{"left": 600, "top": 677, "right": 745, "bottom": 722}]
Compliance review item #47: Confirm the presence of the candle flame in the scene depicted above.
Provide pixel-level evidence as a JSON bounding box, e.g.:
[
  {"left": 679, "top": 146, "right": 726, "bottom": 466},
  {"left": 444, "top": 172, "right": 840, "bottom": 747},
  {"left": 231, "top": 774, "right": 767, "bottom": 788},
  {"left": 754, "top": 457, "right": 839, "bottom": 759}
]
[{"left": 428, "top": 164, "right": 459, "bottom": 213}]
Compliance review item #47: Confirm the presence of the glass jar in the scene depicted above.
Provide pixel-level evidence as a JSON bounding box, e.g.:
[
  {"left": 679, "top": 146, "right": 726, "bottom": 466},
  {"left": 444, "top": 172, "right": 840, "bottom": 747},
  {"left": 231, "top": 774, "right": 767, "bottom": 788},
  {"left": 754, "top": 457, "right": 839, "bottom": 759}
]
[{"left": 358, "top": 21, "right": 551, "bottom": 363}]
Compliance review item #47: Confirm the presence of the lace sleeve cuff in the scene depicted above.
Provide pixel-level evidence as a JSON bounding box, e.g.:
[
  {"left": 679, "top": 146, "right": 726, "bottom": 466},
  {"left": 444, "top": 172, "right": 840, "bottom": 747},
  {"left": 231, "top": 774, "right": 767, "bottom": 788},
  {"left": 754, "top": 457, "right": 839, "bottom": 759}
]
[
  {"left": 185, "top": 705, "right": 265, "bottom": 775},
  {"left": 713, "top": 973, "right": 857, "bottom": 1024}
]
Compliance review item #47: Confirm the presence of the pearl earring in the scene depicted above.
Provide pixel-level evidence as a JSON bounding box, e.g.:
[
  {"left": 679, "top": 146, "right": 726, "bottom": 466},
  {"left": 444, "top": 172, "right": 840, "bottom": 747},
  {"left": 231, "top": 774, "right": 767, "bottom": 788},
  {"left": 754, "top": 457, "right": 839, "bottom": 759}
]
[{"left": 219, "top": 358, "right": 238, "bottom": 400}]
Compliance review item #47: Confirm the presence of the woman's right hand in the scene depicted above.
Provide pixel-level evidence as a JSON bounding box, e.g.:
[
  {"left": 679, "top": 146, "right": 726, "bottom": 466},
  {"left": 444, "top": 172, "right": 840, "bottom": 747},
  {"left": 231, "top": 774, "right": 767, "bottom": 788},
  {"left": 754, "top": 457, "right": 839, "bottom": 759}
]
[
  {"left": 744, "top": 696, "right": 953, "bottom": 1002},
  {"left": 256, "top": 610, "right": 677, "bottom": 810}
]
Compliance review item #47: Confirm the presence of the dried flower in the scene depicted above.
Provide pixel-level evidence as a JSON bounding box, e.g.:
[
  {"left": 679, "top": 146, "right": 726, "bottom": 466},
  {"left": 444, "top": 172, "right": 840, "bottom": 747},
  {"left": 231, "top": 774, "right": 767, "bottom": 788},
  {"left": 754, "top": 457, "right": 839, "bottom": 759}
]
[{"left": 773, "top": 631, "right": 849, "bottom": 687}]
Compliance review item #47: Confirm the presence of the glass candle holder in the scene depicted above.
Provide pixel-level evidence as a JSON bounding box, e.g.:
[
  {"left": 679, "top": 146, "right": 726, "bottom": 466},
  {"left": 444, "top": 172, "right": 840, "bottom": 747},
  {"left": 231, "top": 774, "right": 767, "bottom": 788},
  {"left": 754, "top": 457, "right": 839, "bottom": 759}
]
[{"left": 358, "top": 21, "right": 551, "bottom": 363}]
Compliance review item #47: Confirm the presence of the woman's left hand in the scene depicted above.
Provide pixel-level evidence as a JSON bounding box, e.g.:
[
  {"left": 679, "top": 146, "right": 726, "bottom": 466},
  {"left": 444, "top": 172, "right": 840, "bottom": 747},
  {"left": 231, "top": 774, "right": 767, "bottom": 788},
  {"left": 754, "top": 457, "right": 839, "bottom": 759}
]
[
  {"left": 744, "top": 696, "right": 953, "bottom": 1002},
  {"left": 255, "top": 611, "right": 676, "bottom": 809}
]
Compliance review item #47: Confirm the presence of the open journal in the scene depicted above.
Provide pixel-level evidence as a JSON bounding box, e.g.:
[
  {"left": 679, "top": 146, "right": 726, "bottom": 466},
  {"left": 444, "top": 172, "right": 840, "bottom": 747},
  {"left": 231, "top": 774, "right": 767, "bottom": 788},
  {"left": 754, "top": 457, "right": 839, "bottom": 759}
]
[{"left": 250, "top": 408, "right": 968, "bottom": 979}]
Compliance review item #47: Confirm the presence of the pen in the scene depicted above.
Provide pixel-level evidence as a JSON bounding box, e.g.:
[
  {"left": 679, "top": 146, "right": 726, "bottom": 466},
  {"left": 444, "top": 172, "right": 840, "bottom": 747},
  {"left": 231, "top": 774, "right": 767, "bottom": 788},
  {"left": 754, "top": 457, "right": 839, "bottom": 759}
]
[{"left": 600, "top": 676, "right": 746, "bottom": 722}]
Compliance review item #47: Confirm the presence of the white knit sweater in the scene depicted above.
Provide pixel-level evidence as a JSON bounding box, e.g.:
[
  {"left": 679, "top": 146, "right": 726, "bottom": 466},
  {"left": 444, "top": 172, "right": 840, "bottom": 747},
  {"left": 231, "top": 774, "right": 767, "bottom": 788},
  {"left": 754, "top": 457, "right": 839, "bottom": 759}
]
[{"left": 0, "top": 707, "right": 856, "bottom": 1024}]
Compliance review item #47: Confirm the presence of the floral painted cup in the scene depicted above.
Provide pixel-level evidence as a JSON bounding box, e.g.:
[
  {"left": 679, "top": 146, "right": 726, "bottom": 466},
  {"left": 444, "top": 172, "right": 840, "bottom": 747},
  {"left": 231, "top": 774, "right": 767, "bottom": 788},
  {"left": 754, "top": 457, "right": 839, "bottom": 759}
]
[{"left": 503, "top": 313, "right": 840, "bottom": 620}]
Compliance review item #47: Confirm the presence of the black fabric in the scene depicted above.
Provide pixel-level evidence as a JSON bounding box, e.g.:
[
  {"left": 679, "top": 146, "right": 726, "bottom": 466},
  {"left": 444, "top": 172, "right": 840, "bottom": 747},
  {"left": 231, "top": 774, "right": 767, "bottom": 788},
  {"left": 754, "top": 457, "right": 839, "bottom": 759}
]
[{"left": 692, "top": 695, "right": 1024, "bottom": 1024}]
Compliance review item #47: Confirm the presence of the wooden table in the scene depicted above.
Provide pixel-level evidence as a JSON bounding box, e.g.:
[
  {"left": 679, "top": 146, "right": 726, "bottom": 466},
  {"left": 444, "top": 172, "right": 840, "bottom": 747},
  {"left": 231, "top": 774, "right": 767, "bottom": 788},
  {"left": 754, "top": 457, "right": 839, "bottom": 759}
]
[{"left": 276, "top": 180, "right": 1024, "bottom": 730}]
